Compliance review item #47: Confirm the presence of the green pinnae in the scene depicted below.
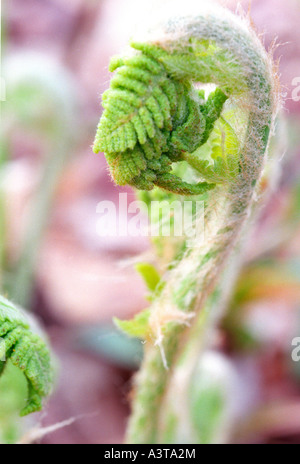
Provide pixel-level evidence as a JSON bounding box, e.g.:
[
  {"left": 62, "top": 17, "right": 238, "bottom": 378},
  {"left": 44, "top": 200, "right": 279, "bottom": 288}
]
[{"left": 93, "top": 42, "right": 228, "bottom": 195}]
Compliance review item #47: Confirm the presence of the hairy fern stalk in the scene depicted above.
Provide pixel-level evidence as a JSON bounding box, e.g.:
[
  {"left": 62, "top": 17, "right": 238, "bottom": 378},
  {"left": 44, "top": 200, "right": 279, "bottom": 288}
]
[{"left": 94, "top": 3, "right": 278, "bottom": 444}]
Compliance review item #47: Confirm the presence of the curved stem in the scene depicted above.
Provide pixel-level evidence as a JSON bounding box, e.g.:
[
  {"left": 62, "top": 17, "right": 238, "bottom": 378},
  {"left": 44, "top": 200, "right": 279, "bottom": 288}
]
[
  {"left": 126, "top": 5, "right": 277, "bottom": 444},
  {"left": 158, "top": 242, "right": 245, "bottom": 443}
]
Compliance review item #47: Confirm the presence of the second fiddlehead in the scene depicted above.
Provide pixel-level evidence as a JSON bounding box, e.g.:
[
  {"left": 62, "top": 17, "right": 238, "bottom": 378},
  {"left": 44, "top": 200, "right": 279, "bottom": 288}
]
[{"left": 0, "top": 296, "right": 53, "bottom": 417}]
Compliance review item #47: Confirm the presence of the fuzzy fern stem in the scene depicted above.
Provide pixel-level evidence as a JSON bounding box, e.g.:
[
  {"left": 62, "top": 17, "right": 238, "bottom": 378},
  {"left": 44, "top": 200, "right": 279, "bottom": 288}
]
[{"left": 94, "top": 3, "right": 278, "bottom": 444}]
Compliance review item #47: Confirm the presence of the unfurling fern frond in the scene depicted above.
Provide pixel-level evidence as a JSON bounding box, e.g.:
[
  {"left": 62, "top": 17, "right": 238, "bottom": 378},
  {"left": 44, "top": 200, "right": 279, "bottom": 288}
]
[
  {"left": 94, "top": 2, "right": 277, "bottom": 445},
  {"left": 0, "top": 296, "right": 53, "bottom": 416},
  {"left": 93, "top": 42, "right": 228, "bottom": 195}
]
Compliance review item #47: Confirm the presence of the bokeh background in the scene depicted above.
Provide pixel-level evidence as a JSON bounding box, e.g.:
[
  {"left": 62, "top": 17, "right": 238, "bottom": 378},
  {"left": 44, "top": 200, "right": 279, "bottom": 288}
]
[{"left": 1, "top": 0, "right": 300, "bottom": 444}]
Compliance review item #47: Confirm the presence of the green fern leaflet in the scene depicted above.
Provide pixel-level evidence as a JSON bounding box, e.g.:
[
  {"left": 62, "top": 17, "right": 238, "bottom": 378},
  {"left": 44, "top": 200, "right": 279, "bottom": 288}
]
[{"left": 0, "top": 296, "right": 53, "bottom": 416}]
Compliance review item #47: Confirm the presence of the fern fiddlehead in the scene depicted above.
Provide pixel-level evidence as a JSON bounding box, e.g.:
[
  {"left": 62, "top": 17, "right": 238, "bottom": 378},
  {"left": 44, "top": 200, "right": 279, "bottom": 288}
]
[
  {"left": 94, "top": 3, "right": 278, "bottom": 444},
  {"left": 0, "top": 296, "right": 53, "bottom": 416},
  {"left": 93, "top": 43, "right": 228, "bottom": 195}
]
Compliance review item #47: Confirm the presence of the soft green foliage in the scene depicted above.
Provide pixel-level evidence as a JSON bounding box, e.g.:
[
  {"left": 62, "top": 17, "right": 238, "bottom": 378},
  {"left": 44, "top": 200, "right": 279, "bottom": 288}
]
[
  {"left": 0, "top": 296, "right": 53, "bottom": 416},
  {"left": 94, "top": 42, "right": 228, "bottom": 194},
  {"left": 114, "top": 309, "right": 151, "bottom": 340},
  {"left": 135, "top": 262, "right": 161, "bottom": 293}
]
